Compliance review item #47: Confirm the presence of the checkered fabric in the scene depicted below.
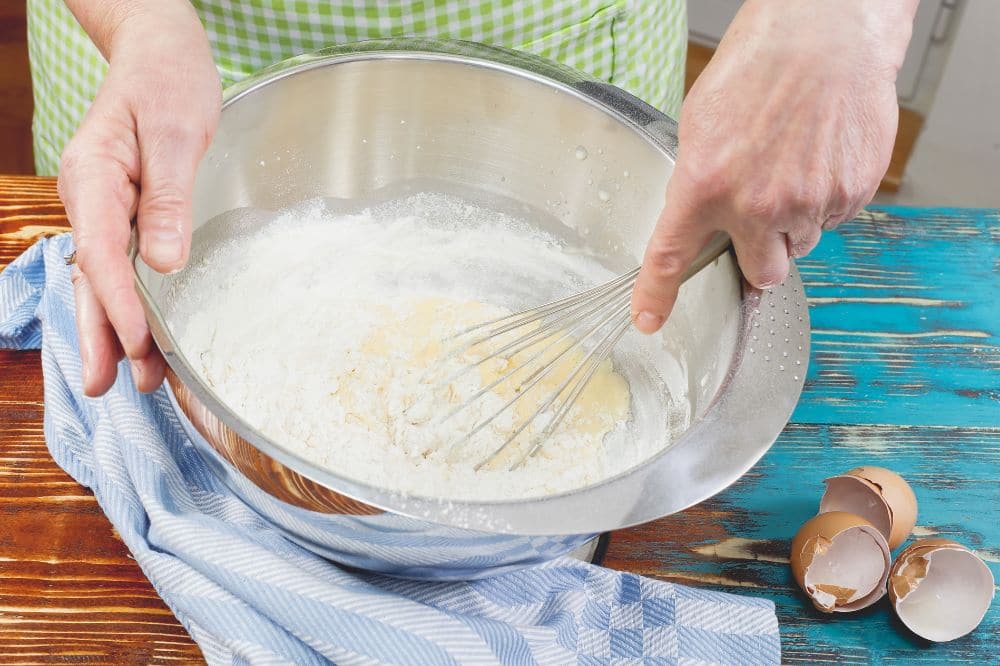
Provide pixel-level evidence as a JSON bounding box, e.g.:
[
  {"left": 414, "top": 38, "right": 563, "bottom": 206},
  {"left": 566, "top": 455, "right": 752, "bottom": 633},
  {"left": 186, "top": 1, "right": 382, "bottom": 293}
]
[
  {"left": 2, "top": 233, "right": 782, "bottom": 665},
  {"left": 25, "top": 0, "right": 685, "bottom": 176}
]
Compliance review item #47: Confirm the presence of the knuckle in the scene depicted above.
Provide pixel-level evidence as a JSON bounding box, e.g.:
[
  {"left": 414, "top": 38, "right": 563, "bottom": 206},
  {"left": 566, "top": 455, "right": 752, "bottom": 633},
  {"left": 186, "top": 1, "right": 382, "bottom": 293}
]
[
  {"left": 737, "top": 183, "right": 781, "bottom": 221},
  {"left": 831, "top": 177, "right": 867, "bottom": 213},
  {"left": 738, "top": 182, "right": 824, "bottom": 233},
  {"left": 56, "top": 173, "right": 71, "bottom": 209},
  {"left": 57, "top": 144, "right": 86, "bottom": 201},
  {"left": 746, "top": 262, "right": 789, "bottom": 288},
  {"left": 836, "top": 159, "right": 883, "bottom": 207},
  {"left": 70, "top": 266, "right": 87, "bottom": 288},
  {"left": 58, "top": 143, "right": 82, "bottom": 178},
  {"left": 785, "top": 182, "right": 824, "bottom": 217},
  {"left": 144, "top": 118, "right": 210, "bottom": 156},
  {"left": 58, "top": 140, "right": 136, "bottom": 213},
  {"left": 644, "top": 242, "right": 689, "bottom": 282},
  {"left": 107, "top": 280, "right": 137, "bottom": 313},
  {"left": 789, "top": 232, "right": 819, "bottom": 258},
  {"left": 59, "top": 130, "right": 113, "bottom": 178},
  {"left": 156, "top": 121, "right": 200, "bottom": 145},
  {"left": 72, "top": 234, "right": 121, "bottom": 280},
  {"left": 852, "top": 181, "right": 876, "bottom": 210},
  {"left": 105, "top": 131, "right": 140, "bottom": 172},
  {"left": 140, "top": 187, "right": 188, "bottom": 222},
  {"left": 73, "top": 241, "right": 101, "bottom": 277},
  {"left": 109, "top": 168, "right": 135, "bottom": 210},
  {"left": 735, "top": 236, "right": 791, "bottom": 288},
  {"left": 677, "top": 158, "right": 730, "bottom": 206},
  {"left": 74, "top": 254, "right": 98, "bottom": 279}
]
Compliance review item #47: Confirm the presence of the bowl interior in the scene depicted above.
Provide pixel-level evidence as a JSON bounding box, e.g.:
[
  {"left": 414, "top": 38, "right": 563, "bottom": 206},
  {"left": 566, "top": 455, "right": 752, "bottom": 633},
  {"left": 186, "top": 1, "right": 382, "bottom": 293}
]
[{"left": 134, "top": 50, "right": 756, "bottom": 530}]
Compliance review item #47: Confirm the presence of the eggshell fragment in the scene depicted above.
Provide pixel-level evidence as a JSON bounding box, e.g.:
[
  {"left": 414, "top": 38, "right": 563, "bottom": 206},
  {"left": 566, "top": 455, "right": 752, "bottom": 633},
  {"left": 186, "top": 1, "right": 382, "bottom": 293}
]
[
  {"left": 889, "top": 538, "right": 995, "bottom": 642},
  {"left": 790, "top": 511, "right": 892, "bottom": 613},
  {"left": 819, "top": 466, "right": 917, "bottom": 549}
]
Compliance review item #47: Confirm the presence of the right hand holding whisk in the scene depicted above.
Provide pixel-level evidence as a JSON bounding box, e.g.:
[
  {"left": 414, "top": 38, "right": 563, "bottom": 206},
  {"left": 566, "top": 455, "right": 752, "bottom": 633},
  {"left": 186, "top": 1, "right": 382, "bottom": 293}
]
[{"left": 630, "top": 0, "right": 916, "bottom": 334}]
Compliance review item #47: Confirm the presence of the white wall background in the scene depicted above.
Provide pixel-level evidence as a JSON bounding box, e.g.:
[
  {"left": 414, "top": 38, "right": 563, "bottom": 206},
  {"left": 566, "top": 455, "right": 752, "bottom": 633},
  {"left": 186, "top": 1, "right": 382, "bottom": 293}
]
[{"left": 875, "top": 0, "right": 1000, "bottom": 206}]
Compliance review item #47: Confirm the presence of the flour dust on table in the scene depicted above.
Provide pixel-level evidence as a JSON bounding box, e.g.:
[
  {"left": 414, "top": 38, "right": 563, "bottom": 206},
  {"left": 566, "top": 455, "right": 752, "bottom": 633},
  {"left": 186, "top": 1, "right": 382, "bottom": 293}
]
[{"left": 163, "top": 192, "right": 689, "bottom": 500}]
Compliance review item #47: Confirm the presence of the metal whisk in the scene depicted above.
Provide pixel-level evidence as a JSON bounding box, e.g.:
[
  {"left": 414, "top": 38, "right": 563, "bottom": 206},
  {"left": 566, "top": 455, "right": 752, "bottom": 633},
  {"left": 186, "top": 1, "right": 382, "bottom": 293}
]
[{"left": 434, "top": 232, "right": 732, "bottom": 471}]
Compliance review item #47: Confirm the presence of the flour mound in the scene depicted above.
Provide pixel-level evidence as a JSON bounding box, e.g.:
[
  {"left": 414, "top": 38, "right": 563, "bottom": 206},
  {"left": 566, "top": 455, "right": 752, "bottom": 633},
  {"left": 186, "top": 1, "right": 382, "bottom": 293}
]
[{"left": 165, "top": 193, "right": 660, "bottom": 501}]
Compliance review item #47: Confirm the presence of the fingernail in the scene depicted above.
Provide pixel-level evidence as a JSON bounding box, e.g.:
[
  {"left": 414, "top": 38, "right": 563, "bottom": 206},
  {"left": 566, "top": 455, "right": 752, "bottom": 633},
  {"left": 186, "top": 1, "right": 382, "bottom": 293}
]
[
  {"left": 142, "top": 230, "right": 184, "bottom": 268},
  {"left": 633, "top": 311, "right": 665, "bottom": 335},
  {"left": 130, "top": 360, "right": 143, "bottom": 388}
]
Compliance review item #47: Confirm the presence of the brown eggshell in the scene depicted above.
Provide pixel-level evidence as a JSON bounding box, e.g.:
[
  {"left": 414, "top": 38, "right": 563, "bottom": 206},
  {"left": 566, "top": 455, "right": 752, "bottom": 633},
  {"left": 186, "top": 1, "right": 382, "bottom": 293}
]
[
  {"left": 820, "top": 466, "right": 917, "bottom": 549},
  {"left": 790, "top": 511, "right": 892, "bottom": 613},
  {"left": 889, "top": 538, "right": 960, "bottom": 601},
  {"left": 889, "top": 538, "right": 995, "bottom": 642}
]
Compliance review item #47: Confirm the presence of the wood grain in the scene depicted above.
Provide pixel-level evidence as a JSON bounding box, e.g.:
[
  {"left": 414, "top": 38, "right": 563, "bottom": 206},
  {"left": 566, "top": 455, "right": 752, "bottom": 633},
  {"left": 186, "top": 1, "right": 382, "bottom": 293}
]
[
  {"left": 0, "top": 177, "right": 66, "bottom": 267},
  {"left": 1, "top": 177, "right": 997, "bottom": 664},
  {"left": 0, "top": 3, "right": 34, "bottom": 175},
  {"left": 880, "top": 108, "right": 925, "bottom": 193}
]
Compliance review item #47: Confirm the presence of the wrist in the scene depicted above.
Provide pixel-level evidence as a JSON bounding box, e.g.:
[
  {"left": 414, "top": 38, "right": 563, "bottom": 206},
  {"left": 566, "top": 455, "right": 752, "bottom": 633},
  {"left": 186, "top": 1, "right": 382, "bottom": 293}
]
[
  {"left": 735, "top": 0, "right": 919, "bottom": 74},
  {"left": 108, "top": 2, "right": 207, "bottom": 62},
  {"left": 64, "top": 0, "right": 205, "bottom": 62},
  {"left": 866, "top": 1, "right": 921, "bottom": 67}
]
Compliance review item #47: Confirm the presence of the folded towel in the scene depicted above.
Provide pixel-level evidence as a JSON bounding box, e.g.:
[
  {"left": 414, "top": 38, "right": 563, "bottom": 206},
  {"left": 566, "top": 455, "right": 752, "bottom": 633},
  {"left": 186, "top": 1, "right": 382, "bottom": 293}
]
[{"left": 0, "top": 234, "right": 781, "bottom": 665}]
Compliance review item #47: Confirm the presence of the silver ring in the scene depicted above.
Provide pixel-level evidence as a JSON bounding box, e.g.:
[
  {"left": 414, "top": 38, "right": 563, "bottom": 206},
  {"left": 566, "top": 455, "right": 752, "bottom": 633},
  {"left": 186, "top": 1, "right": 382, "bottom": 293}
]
[{"left": 64, "top": 250, "right": 77, "bottom": 266}]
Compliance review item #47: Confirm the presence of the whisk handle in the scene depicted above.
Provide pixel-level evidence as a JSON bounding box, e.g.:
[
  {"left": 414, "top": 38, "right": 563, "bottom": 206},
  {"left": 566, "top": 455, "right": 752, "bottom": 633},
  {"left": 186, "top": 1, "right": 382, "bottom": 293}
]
[{"left": 680, "top": 232, "right": 733, "bottom": 284}]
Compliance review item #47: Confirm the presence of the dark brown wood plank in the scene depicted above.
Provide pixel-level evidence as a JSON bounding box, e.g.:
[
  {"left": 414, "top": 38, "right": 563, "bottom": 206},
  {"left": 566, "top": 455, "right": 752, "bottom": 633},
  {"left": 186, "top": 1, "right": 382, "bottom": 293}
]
[{"left": 0, "top": 3, "right": 34, "bottom": 174}]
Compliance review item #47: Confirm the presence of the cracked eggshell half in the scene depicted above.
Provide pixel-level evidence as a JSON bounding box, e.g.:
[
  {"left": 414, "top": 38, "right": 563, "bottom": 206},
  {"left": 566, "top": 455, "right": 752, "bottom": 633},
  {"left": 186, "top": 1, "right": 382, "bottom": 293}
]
[
  {"left": 889, "top": 538, "right": 995, "bottom": 642},
  {"left": 819, "top": 466, "right": 917, "bottom": 549},
  {"left": 790, "top": 511, "right": 892, "bottom": 613}
]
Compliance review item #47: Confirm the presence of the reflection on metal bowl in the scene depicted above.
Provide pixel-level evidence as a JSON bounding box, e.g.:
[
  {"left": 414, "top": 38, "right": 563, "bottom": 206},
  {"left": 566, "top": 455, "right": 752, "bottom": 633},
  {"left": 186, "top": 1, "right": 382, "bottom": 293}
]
[{"left": 134, "top": 39, "right": 809, "bottom": 579}]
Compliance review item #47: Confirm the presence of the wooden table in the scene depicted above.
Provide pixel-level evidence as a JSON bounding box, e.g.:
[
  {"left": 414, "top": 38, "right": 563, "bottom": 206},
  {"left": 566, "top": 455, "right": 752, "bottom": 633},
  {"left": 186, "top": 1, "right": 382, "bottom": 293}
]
[{"left": 1, "top": 175, "right": 997, "bottom": 664}]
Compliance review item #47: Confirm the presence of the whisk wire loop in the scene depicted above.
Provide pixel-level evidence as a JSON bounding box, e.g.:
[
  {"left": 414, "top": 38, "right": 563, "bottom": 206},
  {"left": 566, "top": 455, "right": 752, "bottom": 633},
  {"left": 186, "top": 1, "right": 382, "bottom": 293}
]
[
  {"left": 509, "top": 316, "right": 633, "bottom": 470},
  {"left": 450, "top": 266, "right": 640, "bottom": 342},
  {"left": 434, "top": 232, "right": 731, "bottom": 470},
  {"left": 477, "top": 303, "right": 632, "bottom": 471},
  {"left": 438, "top": 275, "right": 636, "bottom": 388},
  {"left": 445, "top": 298, "right": 631, "bottom": 460}
]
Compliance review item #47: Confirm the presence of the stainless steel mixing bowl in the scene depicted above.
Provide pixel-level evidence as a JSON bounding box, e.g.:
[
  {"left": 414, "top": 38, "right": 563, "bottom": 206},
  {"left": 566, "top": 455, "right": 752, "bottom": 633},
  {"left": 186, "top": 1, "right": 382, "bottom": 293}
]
[{"left": 132, "top": 39, "right": 810, "bottom": 579}]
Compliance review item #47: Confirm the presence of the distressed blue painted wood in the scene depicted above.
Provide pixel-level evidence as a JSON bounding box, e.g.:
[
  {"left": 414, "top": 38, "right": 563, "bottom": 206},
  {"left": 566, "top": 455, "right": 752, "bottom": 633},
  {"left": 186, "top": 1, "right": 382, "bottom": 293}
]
[
  {"left": 796, "top": 208, "right": 999, "bottom": 426},
  {"left": 607, "top": 206, "right": 999, "bottom": 664}
]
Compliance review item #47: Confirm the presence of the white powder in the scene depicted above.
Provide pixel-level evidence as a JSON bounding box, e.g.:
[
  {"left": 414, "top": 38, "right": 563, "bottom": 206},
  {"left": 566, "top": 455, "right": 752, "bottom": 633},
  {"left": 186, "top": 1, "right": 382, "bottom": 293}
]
[{"left": 165, "top": 192, "right": 681, "bottom": 501}]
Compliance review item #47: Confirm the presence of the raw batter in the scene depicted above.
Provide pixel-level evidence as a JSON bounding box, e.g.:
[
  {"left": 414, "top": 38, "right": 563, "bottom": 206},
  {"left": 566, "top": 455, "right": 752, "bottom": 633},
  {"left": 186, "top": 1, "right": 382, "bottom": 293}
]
[{"left": 165, "top": 192, "right": 641, "bottom": 500}]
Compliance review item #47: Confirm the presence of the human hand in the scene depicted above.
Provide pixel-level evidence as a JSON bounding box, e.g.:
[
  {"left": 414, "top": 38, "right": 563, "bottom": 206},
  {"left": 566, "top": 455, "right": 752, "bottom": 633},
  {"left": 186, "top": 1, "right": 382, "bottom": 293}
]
[
  {"left": 58, "top": 2, "right": 220, "bottom": 395},
  {"left": 631, "top": 0, "right": 917, "bottom": 333}
]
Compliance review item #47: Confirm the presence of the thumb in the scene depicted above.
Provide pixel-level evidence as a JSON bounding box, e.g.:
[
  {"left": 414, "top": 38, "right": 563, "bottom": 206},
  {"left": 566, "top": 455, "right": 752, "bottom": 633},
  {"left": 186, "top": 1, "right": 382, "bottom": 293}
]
[
  {"left": 730, "top": 230, "right": 791, "bottom": 290},
  {"left": 136, "top": 120, "right": 210, "bottom": 273},
  {"left": 631, "top": 184, "right": 717, "bottom": 334}
]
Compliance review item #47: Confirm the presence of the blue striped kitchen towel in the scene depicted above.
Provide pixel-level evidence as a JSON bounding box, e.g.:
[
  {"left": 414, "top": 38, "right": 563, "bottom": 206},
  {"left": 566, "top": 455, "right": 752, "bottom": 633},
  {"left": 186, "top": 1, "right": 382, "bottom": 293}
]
[{"left": 0, "top": 234, "right": 781, "bottom": 665}]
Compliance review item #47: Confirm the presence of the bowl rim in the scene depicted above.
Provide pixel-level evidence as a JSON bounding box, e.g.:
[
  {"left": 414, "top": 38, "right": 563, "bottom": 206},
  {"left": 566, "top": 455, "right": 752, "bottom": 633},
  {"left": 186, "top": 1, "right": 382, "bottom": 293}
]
[{"left": 132, "top": 38, "right": 810, "bottom": 535}]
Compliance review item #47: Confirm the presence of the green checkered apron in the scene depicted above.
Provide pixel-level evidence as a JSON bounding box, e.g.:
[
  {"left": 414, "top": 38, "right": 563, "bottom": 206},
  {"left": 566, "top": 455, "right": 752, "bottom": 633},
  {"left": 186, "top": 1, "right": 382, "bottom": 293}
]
[{"left": 26, "top": 1, "right": 686, "bottom": 176}]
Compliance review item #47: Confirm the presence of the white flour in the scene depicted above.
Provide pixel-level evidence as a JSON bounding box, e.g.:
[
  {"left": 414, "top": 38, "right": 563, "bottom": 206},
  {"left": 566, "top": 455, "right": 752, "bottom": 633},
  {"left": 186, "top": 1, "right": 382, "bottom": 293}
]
[{"left": 165, "top": 192, "right": 678, "bottom": 501}]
